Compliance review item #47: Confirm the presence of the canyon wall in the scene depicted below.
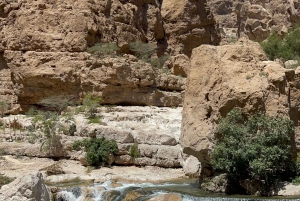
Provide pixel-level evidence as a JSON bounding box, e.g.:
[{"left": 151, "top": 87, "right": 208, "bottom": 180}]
[{"left": 0, "top": 0, "right": 220, "bottom": 112}]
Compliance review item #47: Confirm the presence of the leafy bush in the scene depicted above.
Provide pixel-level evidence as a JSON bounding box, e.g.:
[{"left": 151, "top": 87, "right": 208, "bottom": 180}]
[
  {"left": 129, "top": 143, "right": 140, "bottom": 159},
  {"left": 261, "top": 28, "right": 300, "bottom": 64},
  {"left": 87, "top": 116, "right": 101, "bottom": 124},
  {"left": 87, "top": 43, "right": 119, "bottom": 56},
  {"left": 129, "top": 41, "right": 170, "bottom": 69},
  {"left": 129, "top": 41, "right": 156, "bottom": 60},
  {"left": 0, "top": 174, "right": 14, "bottom": 188},
  {"left": 211, "top": 108, "right": 296, "bottom": 196},
  {"left": 39, "top": 95, "right": 75, "bottom": 115},
  {"left": 150, "top": 55, "right": 170, "bottom": 69},
  {"left": 72, "top": 138, "right": 118, "bottom": 165}
]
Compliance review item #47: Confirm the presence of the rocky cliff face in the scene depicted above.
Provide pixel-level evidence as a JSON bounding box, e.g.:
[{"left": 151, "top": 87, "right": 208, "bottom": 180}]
[
  {"left": 181, "top": 38, "right": 300, "bottom": 172},
  {"left": 0, "top": 0, "right": 220, "bottom": 112},
  {"left": 209, "top": 0, "right": 300, "bottom": 42}
]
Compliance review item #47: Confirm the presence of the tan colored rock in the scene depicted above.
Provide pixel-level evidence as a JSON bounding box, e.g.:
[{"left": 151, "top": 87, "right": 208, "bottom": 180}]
[
  {"left": 235, "top": 2, "right": 273, "bottom": 41},
  {"left": 181, "top": 155, "right": 201, "bottom": 177},
  {"left": 181, "top": 38, "right": 300, "bottom": 166},
  {"left": 114, "top": 155, "right": 134, "bottom": 165},
  {"left": 233, "top": 0, "right": 300, "bottom": 41},
  {"left": 4, "top": 51, "right": 184, "bottom": 111},
  {"left": 161, "top": 0, "right": 221, "bottom": 56},
  {"left": 147, "top": 193, "right": 182, "bottom": 201},
  {"left": 0, "top": 53, "right": 20, "bottom": 113},
  {"left": 168, "top": 54, "right": 190, "bottom": 77},
  {"left": 123, "top": 191, "right": 144, "bottom": 201},
  {"left": 135, "top": 132, "right": 177, "bottom": 146},
  {"left": 0, "top": 171, "right": 51, "bottom": 201}
]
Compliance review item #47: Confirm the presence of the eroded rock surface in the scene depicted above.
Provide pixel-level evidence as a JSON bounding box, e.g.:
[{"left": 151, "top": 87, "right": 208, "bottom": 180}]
[
  {"left": 0, "top": 0, "right": 221, "bottom": 112},
  {"left": 181, "top": 38, "right": 300, "bottom": 167},
  {"left": 208, "top": 0, "right": 300, "bottom": 42},
  {"left": 0, "top": 171, "right": 51, "bottom": 201},
  {"left": 1, "top": 106, "right": 183, "bottom": 168}
]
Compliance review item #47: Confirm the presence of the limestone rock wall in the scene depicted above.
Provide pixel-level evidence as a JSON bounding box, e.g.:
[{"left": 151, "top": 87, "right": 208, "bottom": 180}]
[
  {"left": 0, "top": 0, "right": 220, "bottom": 112},
  {"left": 208, "top": 0, "right": 300, "bottom": 42},
  {"left": 180, "top": 38, "right": 300, "bottom": 167}
]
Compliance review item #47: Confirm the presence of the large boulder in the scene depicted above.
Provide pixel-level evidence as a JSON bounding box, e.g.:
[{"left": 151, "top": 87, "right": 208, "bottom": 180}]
[
  {"left": 181, "top": 38, "right": 300, "bottom": 167},
  {"left": 0, "top": 171, "right": 51, "bottom": 201}
]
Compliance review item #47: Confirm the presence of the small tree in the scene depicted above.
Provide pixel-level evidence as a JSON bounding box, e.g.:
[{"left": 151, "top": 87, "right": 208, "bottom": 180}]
[
  {"left": 211, "top": 109, "right": 296, "bottom": 196},
  {"left": 82, "top": 93, "right": 102, "bottom": 118},
  {"left": 39, "top": 95, "right": 75, "bottom": 115},
  {"left": 40, "top": 113, "right": 63, "bottom": 156}
]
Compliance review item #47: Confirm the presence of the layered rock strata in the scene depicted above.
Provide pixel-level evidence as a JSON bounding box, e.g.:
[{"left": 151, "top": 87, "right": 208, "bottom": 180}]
[
  {"left": 0, "top": 0, "right": 220, "bottom": 112},
  {"left": 0, "top": 106, "right": 183, "bottom": 168}
]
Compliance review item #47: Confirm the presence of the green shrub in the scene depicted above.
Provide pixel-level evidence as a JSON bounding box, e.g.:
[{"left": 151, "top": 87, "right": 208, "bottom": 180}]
[
  {"left": 72, "top": 138, "right": 118, "bottom": 165},
  {"left": 211, "top": 108, "right": 296, "bottom": 196},
  {"left": 87, "top": 43, "right": 119, "bottom": 56},
  {"left": 150, "top": 55, "right": 170, "bottom": 69},
  {"left": 129, "top": 41, "right": 170, "bottom": 69},
  {"left": 129, "top": 143, "right": 140, "bottom": 159},
  {"left": 0, "top": 174, "right": 14, "bottom": 188},
  {"left": 129, "top": 41, "right": 156, "bottom": 60},
  {"left": 261, "top": 28, "right": 300, "bottom": 63},
  {"left": 82, "top": 93, "right": 102, "bottom": 118},
  {"left": 87, "top": 116, "right": 101, "bottom": 124},
  {"left": 69, "top": 123, "right": 76, "bottom": 136},
  {"left": 38, "top": 95, "right": 75, "bottom": 115},
  {"left": 292, "top": 177, "right": 300, "bottom": 185}
]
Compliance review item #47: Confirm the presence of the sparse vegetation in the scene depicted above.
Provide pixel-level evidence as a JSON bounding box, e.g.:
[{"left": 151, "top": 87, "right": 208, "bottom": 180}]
[
  {"left": 87, "top": 42, "right": 119, "bottom": 56},
  {"left": 260, "top": 28, "right": 300, "bottom": 67},
  {"left": 38, "top": 95, "right": 75, "bottom": 115},
  {"left": 82, "top": 93, "right": 102, "bottom": 118},
  {"left": 129, "top": 41, "right": 170, "bottom": 69},
  {"left": 72, "top": 137, "right": 119, "bottom": 166},
  {"left": 0, "top": 174, "right": 14, "bottom": 188},
  {"left": 211, "top": 108, "right": 296, "bottom": 196},
  {"left": 129, "top": 143, "right": 140, "bottom": 159},
  {"left": 87, "top": 116, "right": 101, "bottom": 124},
  {"left": 129, "top": 41, "right": 156, "bottom": 60}
]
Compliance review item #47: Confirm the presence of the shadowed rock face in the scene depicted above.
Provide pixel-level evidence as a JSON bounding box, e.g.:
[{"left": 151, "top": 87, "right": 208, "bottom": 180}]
[
  {"left": 0, "top": 0, "right": 220, "bottom": 112},
  {"left": 208, "top": 0, "right": 300, "bottom": 42},
  {"left": 181, "top": 38, "right": 300, "bottom": 167}
]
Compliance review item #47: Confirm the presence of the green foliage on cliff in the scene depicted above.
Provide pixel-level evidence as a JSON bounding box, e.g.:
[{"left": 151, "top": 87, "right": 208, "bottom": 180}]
[
  {"left": 211, "top": 108, "right": 296, "bottom": 196},
  {"left": 82, "top": 93, "right": 102, "bottom": 118},
  {"left": 261, "top": 28, "right": 300, "bottom": 64},
  {"left": 129, "top": 143, "right": 140, "bottom": 159},
  {"left": 87, "top": 43, "right": 119, "bottom": 56},
  {"left": 129, "top": 41, "right": 169, "bottom": 69},
  {"left": 72, "top": 137, "right": 118, "bottom": 166}
]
